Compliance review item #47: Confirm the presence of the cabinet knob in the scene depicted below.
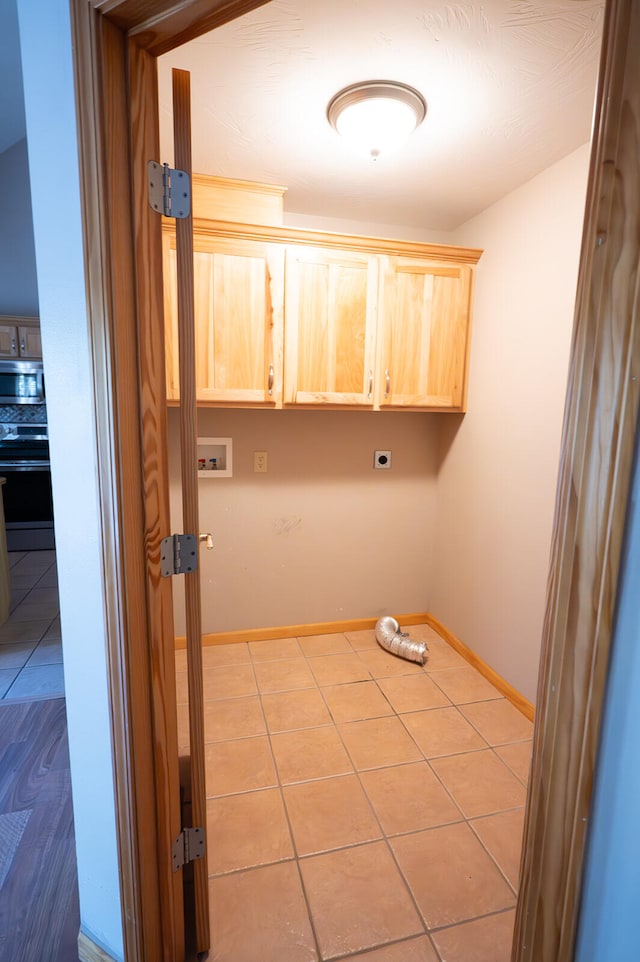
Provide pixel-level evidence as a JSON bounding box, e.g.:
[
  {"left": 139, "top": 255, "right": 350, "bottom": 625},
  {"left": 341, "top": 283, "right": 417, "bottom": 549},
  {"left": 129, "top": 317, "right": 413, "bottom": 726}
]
[
  {"left": 199, "top": 533, "right": 214, "bottom": 550},
  {"left": 368, "top": 370, "right": 373, "bottom": 399},
  {"left": 384, "top": 369, "right": 391, "bottom": 398},
  {"left": 268, "top": 364, "right": 274, "bottom": 396}
]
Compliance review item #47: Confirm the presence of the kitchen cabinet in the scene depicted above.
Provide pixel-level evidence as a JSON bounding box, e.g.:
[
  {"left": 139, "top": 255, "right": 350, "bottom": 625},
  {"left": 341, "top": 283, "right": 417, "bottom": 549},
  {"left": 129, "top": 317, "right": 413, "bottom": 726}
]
[
  {"left": 377, "top": 256, "right": 473, "bottom": 410},
  {"left": 163, "top": 231, "right": 284, "bottom": 405},
  {"left": 283, "top": 245, "right": 378, "bottom": 406},
  {"left": 0, "top": 318, "right": 42, "bottom": 360}
]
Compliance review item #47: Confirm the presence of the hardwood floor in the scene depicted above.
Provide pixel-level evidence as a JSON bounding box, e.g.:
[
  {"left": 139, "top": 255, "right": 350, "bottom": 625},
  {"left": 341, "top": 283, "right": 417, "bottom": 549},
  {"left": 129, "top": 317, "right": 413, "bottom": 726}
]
[{"left": 0, "top": 698, "right": 79, "bottom": 961}]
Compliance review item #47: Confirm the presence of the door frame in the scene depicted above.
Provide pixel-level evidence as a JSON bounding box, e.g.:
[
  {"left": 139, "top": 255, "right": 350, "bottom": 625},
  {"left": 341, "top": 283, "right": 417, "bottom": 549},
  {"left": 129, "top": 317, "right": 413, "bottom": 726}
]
[{"left": 69, "top": 1, "right": 640, "bottom": 960}]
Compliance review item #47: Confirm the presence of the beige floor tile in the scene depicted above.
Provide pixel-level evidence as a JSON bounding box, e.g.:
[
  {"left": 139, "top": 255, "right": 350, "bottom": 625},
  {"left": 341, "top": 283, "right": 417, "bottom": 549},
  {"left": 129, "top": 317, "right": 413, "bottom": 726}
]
[
  {"left": 401, "top": 624, "right": 442, "bottom": 643},
  {"left": 460, "top": 699, "right": 534, "bottom": 745},
  {"left": 271, "top": 726, "right": 353, "bottom": 783},
  {"left": 430, "top": 750, "right": 527, "bottom": 818},
  {"left": 377, "top": 674, "right": 451, "bottom": 713},
  {"left": 201, "top": 642, "right": 251, "bottom": 668},
  {"left": 254, "top": 657, "right": 316, "bottom": 693},
  {"left": 299, "top": 632, "right": 351, "bottom": 656},
  {"left": 428, "top": 667, "right": 502, "bottom": 704},
  {"left": 26, "top": 638, "right": 63, "bottom": 667},
  {"left": 344, "top": 628, "right": 378, "bottom": 650},
  {"left": 209, "top": 862, "right": 317, "bottom": 962},
  {"left": 262, "top": 688, "right": 331, "bottom": 733},
  {"left": 205, "top": 736, "right": 277, "bottom": 796},
  {"left": 206, "top": 788, "right": 294, "bottom": 874},
  {"left": 5, "top": 663, "right": 65, "bottom": 699},
  {"left": 349, "top": 937, "right": 438, "bottom": 962},
  {"left": 0, "top": 668, "right": 20, "bottom": 698},
  {"left": 175, "top": 671, "right": 188, "bottom": 705},
  {"left": 283, "top": 774, "right": 381, "bottom": 855},
  {"left": 199, "top": 696, "right": 266, "bottom": 743},
  {"left": 495, "top": 741, "right": 532, "bottom": 785},
  {"left": 391, "top": 823, "right": 515, "bottom": 929},
  {"left": 249, "top": 637, "right": 303, "bottom": 662},
  {"left": 9, "top": 602, "right": 59, "bottom": 623},
  {"left": 470, "top": 808, "right": 526, "bottom": 889},
  {"left": 201, "top": 664, "right": 257, "bottom": 701},
  {"left": 360, "top": 762, "right": 462, "bottom": 835},
  {"left": 0, "top": 620, "right": 50, "bottom": 646},
  {"left": 338, "top": 716, "right": 423, "bottom": 770},
  {"left": 308, "top": 652, "right": 371, "bottom": 687},
  {"left": 401, "top": 707, "right": 487, "bottom": 758},
  {"left": 322, "top": 680, "right": 394, "bottom": 723},
  {"left": 357, "top": 648, "right": 425, "bottom": 678},
  {"left": 0, "top": 642, "right": 36, "bottom": 670},
  {"left": 421, "top": 638, "right": 468, "bottom": 670},
  {"left": 430, "top": 909, "right": 516, "bottom": 962},
  {"left": 174, "top": 649, "right": 187, "bottom": 672},
  {"left": 300, "top": 841, "right": 423, "bottom": 959}
]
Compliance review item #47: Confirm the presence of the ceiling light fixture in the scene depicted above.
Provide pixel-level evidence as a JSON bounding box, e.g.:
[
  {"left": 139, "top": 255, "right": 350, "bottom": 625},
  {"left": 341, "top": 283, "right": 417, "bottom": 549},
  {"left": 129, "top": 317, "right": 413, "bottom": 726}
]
[{"left": 327, "top": 80, "right": 427, "bottom": 161}]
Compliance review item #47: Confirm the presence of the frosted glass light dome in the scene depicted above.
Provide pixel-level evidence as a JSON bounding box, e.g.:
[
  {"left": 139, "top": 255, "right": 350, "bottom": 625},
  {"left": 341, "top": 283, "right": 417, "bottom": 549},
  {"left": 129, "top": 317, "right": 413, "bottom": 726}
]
[{"left": 327, "top": 81, "right": 427, "bottom": 160}]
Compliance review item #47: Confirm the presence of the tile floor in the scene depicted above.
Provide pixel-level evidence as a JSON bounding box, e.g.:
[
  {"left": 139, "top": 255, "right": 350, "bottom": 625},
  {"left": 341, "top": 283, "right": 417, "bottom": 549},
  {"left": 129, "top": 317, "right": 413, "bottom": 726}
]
[
  {"left": 175, "top": 624, "right": 533, "bottom": 962},
  {"left": 0, "top": 549, "right": 63, "bottom": 700}
]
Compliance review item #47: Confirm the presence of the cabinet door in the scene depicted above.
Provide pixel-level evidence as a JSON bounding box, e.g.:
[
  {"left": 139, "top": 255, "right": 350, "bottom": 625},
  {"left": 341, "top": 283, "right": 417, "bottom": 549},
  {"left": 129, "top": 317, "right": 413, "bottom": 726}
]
[
  {"left": 163, "top": 231, "right": 284, "bottom": 405},
  {"left": 284, "top": 246, "right": 378, "bottom": 406},
  {"left": 0, "top": 325, "right": 18, "bottom": 358},
  {"left": 18, "top": 326, "right": 42, "bottom": 359},
  {"left": 378, "top": 257, "right": 473, "bottom": 410}
]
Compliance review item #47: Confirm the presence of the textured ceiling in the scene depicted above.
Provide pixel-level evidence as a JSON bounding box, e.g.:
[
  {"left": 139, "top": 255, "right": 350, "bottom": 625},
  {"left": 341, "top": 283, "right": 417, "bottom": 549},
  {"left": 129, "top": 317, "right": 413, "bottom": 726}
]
[{"left": 158, "top": 0, "right": 604, "bottom": 232}]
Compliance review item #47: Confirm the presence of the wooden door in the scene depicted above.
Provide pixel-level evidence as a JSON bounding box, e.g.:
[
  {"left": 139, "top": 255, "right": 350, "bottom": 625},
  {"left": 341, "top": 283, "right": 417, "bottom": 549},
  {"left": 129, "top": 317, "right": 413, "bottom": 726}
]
[
  {"left": 378, "top": 256, "right": 473, "bottom": 410},
  {"left": 284, "top": 245, "right": 378, "bottom": 406},
  {"left": 170, "top": 68, "right": 210, "bottom": 955},
  {"left": 163, "top": 230, "right": 284, "bottom": 405}
]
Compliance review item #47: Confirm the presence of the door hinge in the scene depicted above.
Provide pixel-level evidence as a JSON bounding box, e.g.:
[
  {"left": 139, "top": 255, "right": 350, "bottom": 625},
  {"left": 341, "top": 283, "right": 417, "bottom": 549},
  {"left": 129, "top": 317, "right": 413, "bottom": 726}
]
[
  {"left": 161, "top": 533, "right": 198, "bottom": 577},
  {"left": 172, "top": 826, "right": 205, "bottom": 872},
  {"left": 147, "top": 161, "right": 191, "bottom": 219}
]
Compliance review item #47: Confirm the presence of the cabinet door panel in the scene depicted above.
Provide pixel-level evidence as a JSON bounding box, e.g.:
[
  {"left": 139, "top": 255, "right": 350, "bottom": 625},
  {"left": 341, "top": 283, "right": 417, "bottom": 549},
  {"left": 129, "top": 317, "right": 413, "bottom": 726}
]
[
  {"left": 285, "top": 247, "right": 377, "bottom": 406},
  {"left": 380, "top": 258, "right": 472, "bottom": 410},
  {"left": 163, "top": 231, "right": 284, "bottom": 405},
  {"left": 18, "top": 326, "right": 42, "bottom": 359},
  {"left": 0, "top": 325, "right": 18, "bottom": 358}
]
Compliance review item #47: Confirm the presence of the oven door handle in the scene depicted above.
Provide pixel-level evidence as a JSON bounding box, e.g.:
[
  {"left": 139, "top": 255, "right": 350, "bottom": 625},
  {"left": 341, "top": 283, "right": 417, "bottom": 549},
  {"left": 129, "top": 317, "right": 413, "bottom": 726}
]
[{"left": 0, "top": 460, "right": 51, "bottom": 470}]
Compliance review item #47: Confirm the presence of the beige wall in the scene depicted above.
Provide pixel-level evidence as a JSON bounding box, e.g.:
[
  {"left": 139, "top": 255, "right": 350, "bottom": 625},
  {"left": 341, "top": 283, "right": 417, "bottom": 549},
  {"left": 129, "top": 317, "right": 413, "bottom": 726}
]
[
  {"left": 170, "top": 408, "right": 439, "bottom": 634},
  {"left": 430, "top": 144, "right": 591, "bottom": 703}
]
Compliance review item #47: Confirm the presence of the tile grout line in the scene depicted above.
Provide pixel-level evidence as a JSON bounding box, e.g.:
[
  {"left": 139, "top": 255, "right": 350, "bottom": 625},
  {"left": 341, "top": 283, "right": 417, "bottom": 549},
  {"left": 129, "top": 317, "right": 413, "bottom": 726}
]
[{"left": 245, "top": 637, "right": 325, "bottom": 962}]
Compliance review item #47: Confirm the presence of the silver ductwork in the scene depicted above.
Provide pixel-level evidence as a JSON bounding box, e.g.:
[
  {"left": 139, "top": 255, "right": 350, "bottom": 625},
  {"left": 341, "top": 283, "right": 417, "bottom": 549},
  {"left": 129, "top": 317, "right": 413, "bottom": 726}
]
[{"left": 375, "top": 616, "right": 427, "bottom": 665}]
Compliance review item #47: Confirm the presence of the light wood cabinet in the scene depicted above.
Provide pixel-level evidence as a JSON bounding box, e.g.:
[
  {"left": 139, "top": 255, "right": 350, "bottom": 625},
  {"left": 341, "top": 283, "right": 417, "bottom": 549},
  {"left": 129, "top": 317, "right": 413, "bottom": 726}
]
[
  {"left": 0, "top": 318, "right": 42, "bottom": 359},
  {"left": 283, "top": 246, "right": 378, "bottom": 406},
  {"left": 162, "top": 204, "right": 480, "bottom": 411},
  {"left": 163, "top": 231, "right": 284, "bottom": 405},
  {"left": 377, "top": 257, "right": 473, "bottom": 410}
]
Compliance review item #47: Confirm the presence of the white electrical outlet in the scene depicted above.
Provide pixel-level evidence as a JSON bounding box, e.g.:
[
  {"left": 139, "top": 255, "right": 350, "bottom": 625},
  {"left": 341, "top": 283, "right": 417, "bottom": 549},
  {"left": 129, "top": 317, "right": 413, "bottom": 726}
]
[
  {"left": 374, "top": 450, "right": 392, "bottom": 470},
  {"left": 254, "top": 450, "right": 268, "bottom": 473}
]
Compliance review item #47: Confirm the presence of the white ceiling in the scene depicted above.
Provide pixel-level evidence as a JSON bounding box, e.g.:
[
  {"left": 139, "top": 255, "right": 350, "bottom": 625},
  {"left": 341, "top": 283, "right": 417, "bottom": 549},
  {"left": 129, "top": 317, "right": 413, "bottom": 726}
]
[
  {"left": 158, "top": 0, "right": 604, "bottom": 232},
  {"left": 0, "top": 0, "right": 26, "bottom": 155}
]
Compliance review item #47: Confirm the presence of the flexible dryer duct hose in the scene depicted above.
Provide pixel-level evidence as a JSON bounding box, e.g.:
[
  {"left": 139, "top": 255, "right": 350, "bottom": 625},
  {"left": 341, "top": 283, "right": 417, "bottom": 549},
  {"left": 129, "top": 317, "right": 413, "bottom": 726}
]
[{"left": 375, "top": 616, "right": 427, "bottom": 665}]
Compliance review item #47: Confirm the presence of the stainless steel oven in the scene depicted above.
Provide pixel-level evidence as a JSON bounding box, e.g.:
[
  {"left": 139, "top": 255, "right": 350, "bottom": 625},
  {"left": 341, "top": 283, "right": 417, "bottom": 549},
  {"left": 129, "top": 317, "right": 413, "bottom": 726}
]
[
  {"left": 0, "top": 359, "right": 46, "bottom": 404},
  {"left": 0, "top": 421, "right": 54, "bottom": 550}
]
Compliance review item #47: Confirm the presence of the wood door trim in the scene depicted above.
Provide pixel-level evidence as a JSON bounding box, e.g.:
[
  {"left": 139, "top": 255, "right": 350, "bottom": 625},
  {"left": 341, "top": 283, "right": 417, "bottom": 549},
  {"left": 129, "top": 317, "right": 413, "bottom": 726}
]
[
  {"left": 513, "top": 1, "right": 640, "bottom": 958},
  {"left": 90, "top": 0, "right": 272, "bottom": 54}
]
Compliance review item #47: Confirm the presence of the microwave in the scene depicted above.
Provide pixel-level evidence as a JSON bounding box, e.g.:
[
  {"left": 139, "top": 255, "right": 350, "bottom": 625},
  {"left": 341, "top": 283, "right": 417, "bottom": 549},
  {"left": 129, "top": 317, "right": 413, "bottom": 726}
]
[{"left": 0, "top": 359, "right": 45, "bottom": 404}]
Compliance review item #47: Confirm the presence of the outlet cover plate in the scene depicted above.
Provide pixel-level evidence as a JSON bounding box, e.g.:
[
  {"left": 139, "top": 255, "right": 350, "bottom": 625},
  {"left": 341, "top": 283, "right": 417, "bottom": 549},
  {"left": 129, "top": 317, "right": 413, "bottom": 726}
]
[{"left": 374, "top": 450, "right": 392, "bottom": 470}]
